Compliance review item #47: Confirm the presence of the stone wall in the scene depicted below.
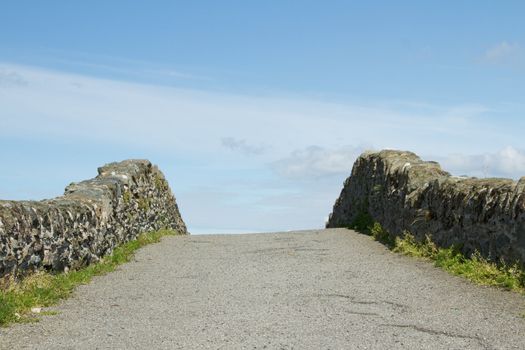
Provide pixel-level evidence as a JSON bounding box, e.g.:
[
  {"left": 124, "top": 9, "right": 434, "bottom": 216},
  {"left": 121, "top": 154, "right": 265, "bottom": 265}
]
[
  {"left": 327, "top": 150, "right": 525, "bottom": 265},
  {"left": 0, "top": 160, "right": 187, "bottom": 278}
]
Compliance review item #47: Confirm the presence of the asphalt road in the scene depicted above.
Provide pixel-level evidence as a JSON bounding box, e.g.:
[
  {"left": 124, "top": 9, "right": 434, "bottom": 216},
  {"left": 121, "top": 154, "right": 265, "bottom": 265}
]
[{"left": 1, "top": 228, "right": 524, "bottom": 349}]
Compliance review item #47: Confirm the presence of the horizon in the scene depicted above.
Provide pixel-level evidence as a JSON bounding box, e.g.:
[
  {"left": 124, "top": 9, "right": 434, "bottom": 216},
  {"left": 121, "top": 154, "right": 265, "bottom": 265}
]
[{"left": 1, "top": 1, "right": 525, "bottom": 233}]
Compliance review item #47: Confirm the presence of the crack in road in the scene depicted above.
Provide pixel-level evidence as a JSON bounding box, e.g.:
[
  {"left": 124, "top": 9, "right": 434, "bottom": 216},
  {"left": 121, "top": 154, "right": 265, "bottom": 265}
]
[
  {"left": 380, "top": 324, "right": 490, "bottom": 349},
  {"left": 316, "top": 293, "right": 409, "bottom": 311},
  {"left": 1, "top": 229, "right": 523, "bottom": 349}
]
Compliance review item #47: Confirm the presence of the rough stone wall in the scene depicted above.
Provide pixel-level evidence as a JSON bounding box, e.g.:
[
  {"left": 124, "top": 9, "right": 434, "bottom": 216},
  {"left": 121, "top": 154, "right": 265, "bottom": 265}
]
[
  {"left": 0, "top": 160, "right": 187, "bottom": 278},
  {"left": 327, "top": 150, "right": 525, "bottom": 265}
]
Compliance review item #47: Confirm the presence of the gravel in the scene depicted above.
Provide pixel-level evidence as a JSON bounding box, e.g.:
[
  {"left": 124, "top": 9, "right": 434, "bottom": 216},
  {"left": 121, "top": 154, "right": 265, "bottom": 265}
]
[{"left": 1, "top": 228, "right": 524, "bottom": 349}]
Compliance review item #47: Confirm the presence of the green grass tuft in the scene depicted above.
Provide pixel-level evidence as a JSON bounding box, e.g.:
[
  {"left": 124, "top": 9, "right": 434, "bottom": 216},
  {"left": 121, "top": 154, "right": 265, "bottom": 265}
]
[
  {"left": 370, "top": 222, "right": 395, "bottom": 246},
  {"left": 366, "top": 223, "right": 525, "bottom": 294},
  {"left": 122, "top": 190, "right": 132, "bottom": 204},
  {"left": 349, "top": 211, "right": 375, "bottom": 233},
  {"left": 0, "top": 229, "right": 180, "bottom": 327}
]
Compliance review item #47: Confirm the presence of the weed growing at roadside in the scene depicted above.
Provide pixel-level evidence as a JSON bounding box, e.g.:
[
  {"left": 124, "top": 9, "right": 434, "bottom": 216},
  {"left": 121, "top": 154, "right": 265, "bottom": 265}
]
[
  {"left": 360, "top": 222, "right": 525, "bottom": 294},
  {"left": 0, "top": 229, "right": 180, "bottom": 327},
  {"left": 370, "top": 222, "right": 394, "bottom": 246},
  {"left": 433, "top": 249, "right": 524, "bottom": 291},
  {"left": 346, "top": 199, "right": 375, "bottom": 234}
]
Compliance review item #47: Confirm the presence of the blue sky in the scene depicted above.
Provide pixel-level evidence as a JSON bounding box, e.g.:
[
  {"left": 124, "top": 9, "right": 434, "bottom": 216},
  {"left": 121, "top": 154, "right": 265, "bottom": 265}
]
[{"left": 1, "top": 1, "right": 524, "bottom": 233}]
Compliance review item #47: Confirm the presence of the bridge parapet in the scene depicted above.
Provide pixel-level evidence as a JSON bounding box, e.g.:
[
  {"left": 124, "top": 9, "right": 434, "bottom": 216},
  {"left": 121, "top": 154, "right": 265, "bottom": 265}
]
[
  {"left": 0, "top": 160, "right": 187, "bottom": 278},
  {"left": 327, "top": 150, "right": 525, "bottom": 265}
]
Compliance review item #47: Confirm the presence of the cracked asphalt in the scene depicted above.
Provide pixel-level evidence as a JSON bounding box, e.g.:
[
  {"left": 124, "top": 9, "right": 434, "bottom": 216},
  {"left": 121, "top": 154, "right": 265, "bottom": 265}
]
[{"left": 1, "top": 228, "right": 525, "bottom": 349}]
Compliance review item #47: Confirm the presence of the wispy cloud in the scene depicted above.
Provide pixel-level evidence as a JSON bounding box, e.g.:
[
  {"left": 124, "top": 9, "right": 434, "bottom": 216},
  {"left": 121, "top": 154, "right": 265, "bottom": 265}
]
[
  {"left": 36, "top": 52, "right": 211, "bottom": 82},
  {"left": 0, "top": 69, "right": 28, "bottom": 87},
  {"left": 482, "top": 41, "right": 522, "bottom": 64},
  {"left": 436, "top": 146, "right": 525, "bottom": 179},
  {"left": 221, "top": 137, "right": 266, "bottom": 156},
  {"left": 144, "top": 68, "right": 211, "bottom": 81},
  {"left": 1, "top": 62, "right": 504, "bottom": 159},
  {"left": 272, "top": 145, "right": 368, "bottom": 179},
  {"left": 2, "top": 62, "right": 523, "bottom": 232}
]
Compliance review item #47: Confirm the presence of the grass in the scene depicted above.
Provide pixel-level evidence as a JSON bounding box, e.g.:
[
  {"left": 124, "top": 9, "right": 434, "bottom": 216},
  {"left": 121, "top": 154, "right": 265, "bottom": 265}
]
[
  {"left": 348, "top": 208, "right": 375, "bottom": 233},
  {"left": 0, "top": 229, "right": 180, "bottom": 327},
  {"left": 366, "top": 222, "right": 525, "bottom": 294}
]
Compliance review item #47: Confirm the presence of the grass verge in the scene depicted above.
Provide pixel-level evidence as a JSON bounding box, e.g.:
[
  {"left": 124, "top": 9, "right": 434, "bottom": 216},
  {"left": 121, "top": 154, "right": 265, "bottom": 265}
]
[
  {"left": 0, "top": 229, "right": 179, "bottom": 327},
  {"left": 364, "top": 222, "right": 525, "bottom": 294}
]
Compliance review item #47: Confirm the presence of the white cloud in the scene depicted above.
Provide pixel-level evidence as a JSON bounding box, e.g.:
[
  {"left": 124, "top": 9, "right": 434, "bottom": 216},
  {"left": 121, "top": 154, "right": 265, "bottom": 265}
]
[
  {"left": 272, "top": 145, "right": 368, "bottom": 179},
  {"left": 0, "top": 69, "right": 28, "bottom": 87},
  {"left": 482, "top": 41, "right": 522, "bottom": 64},
  {"left": 49, "top": 53, "right": 211, "bottom": 82},
  {"left": 0, "top": 62, "right": 504, "bottom": 159},
  {"left": 221, "top": 137, "right": 266, "bottom": 156},
  {"left": 437, "top": 146, "right": 525, "bottom": 179},
  {"left": 2, "top": 62, "right": 524, "bottom": 232},
  {"left": 145, "top": 68, "right": 211, "bottom": 81}
]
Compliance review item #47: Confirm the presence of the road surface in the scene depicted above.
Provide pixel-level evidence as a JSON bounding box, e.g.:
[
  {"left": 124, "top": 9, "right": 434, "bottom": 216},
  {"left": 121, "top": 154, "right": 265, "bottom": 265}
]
[{"left": 1, "top": 228, "right": 524, "bottom": 349}]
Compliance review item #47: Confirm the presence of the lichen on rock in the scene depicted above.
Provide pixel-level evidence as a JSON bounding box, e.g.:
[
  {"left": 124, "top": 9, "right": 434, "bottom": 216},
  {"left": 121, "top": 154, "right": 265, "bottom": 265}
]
[
  {"left": 327, "top": 150, "right": 525, "bottom": 265},
  {"left": 0, "top": 160, "right": 187, "bottom": 278}
]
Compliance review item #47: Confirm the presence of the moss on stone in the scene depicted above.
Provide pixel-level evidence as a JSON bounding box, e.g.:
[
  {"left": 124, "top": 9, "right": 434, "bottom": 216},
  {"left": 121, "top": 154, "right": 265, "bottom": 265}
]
[
  {"left": 122, "top": 191, "right": 131, "bottom": 204},
  {"left": 137, "top": 197, "right": 151, "bottom": 212}
]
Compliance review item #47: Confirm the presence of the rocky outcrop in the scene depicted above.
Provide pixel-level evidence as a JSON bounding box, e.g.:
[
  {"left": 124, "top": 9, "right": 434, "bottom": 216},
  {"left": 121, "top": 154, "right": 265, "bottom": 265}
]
[
  {"left": 0, "top": 160, "right": 187, "bottom": 278},
  {"left": 327, "top": 150, "right": 525, "bottom": 265}
]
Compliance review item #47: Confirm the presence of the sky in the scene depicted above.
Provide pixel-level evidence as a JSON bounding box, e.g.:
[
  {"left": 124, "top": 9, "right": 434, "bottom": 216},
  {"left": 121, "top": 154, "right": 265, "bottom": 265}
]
[{"left": 1, "top": 1, "right": 525, "bottom": 234}]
